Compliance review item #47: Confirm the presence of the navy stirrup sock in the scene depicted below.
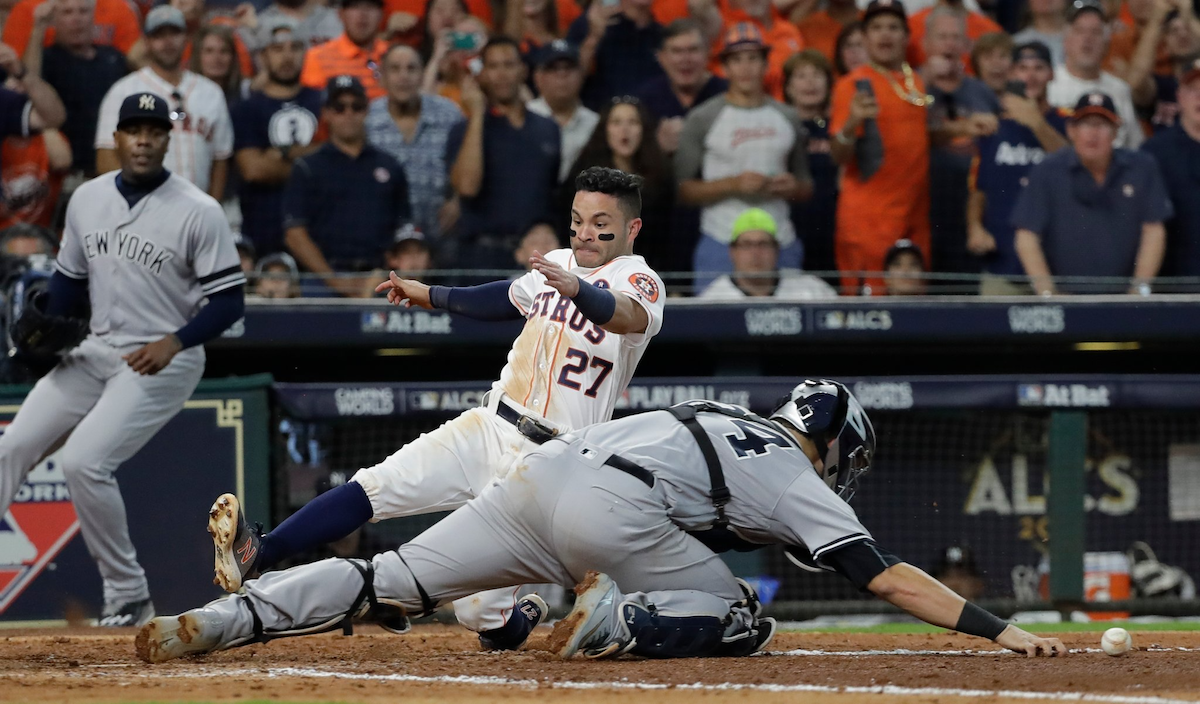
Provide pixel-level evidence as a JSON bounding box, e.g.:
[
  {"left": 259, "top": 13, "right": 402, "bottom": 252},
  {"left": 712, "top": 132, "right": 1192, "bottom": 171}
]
[{"left": 259, "top": 481, "right": 374, "bottom": 569}]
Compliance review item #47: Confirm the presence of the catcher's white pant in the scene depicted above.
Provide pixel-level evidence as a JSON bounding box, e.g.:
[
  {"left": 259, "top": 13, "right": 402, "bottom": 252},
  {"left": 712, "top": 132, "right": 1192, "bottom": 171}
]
[
  {"left": 202, "top": 435, "right": 747, "bottom": 645},
  {"left": 0, "top": 336, "right": 204, "bottom": 605},
  {"left": 349, "top": 391, "right": 553, "bottom": 632}
]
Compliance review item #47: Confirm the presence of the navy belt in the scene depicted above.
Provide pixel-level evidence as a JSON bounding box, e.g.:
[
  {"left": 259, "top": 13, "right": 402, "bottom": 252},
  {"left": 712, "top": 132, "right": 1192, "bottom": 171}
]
[
  {"left": 493, "top": 397, "right": 557, "bottom": 444},
  {"left": 603, "top": 453, "right": 655, "bottom": 488}
]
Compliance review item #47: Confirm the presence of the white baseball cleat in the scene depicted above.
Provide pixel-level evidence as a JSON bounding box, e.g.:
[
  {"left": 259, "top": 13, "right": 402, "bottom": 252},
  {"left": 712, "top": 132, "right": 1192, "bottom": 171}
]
[
  {"left": 547, "top": 571, "right": 632, "bottom": 659},
  {"left": 135, "top": 610, "right": 224, "bottom": 663},
  {"left": 208, "top": 493, "right": 262, "bottom": 593}
]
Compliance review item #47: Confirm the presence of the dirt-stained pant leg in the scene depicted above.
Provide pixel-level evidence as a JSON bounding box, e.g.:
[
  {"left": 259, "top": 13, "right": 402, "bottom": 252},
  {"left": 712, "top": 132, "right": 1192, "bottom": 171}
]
[
  {"left": 349, "top": 407, "right": 542, "bottom": 631},
  {"left": 202, "top": 439, "right": 742, "bottom": 646}
]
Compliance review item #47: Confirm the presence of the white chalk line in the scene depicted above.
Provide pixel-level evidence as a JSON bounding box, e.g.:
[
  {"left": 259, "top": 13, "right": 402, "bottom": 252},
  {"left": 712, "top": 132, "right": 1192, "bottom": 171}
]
[
  {"left": 22, "top": 663, "right": 1200, "bottom": 704},
  {"left": 781, "top": 647, "right": 1200, "bottom": 656}
]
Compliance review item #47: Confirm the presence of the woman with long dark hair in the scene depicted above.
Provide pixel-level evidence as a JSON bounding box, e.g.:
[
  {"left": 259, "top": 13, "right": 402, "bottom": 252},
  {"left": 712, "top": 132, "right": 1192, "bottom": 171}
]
[
  {"left": 563, "top": 97, "right": 674, "bottom": 273},
  {"left": 784, "top": 49, "right": 837, "bottom": 279},
  {"left": 191, "top": 24, "right": 246, "bottom": 109}
]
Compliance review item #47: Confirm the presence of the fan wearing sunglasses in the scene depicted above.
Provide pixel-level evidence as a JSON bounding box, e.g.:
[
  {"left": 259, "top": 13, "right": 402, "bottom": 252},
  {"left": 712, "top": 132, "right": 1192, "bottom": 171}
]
[{"left": 281, "top": 75, "right": 413, "bottom": 297}]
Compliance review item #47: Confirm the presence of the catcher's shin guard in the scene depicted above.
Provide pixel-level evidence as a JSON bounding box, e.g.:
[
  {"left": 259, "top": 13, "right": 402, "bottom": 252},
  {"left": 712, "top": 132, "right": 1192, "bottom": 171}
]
[
  {"left": 226, "top": 559, "right": 413, "bottom": 649},
  {"left": 622, "top": 603, "right": 725, "bottom": 659}
]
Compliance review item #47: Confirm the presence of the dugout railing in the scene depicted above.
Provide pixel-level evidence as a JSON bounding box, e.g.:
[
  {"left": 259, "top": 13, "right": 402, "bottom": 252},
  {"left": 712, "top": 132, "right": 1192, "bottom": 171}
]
[{"left": 272, "top": 375, "right": 1200, "bottom": 620}]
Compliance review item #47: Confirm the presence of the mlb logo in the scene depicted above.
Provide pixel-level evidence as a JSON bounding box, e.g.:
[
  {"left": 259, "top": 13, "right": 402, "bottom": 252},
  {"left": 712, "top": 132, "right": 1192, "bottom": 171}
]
[
  {"left": 361, "top": 311, "right": 387, "bottom": 332},
  {"left": 822, "top": 311, "right": 846, "bottom": 330},
  {"left": 1018, "top": 384, "right": 1045, "bottom": 406},
  {"left": 409, "top": 391, "right": 440, "bottom": 411}
]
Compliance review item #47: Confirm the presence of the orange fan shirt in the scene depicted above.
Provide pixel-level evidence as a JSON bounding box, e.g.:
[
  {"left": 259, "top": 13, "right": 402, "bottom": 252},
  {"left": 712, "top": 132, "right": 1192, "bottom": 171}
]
[
  {"left": 0, "top": 135, "right": 63, "bottom": 230},
  {"left": 797, "top": 9, "right": 861, "bottom": 65},
  {"left": 3, "top": 0, "right": 141, "bottom": 56},
  {"left": 829, "top": 64, "right": 931, "bottom": 292},
  {"left": 300, "top": 34, "right": 389, "bottom": 100}
]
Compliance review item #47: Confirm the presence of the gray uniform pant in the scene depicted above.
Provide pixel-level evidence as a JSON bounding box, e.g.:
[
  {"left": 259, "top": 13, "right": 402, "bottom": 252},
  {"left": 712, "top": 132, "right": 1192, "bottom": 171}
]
[
  {"left": 204, "top": 437, "right": 745, "bottom": 644},
  {"left": 0, "top": 336, "right": 204, "bottom": 605}
]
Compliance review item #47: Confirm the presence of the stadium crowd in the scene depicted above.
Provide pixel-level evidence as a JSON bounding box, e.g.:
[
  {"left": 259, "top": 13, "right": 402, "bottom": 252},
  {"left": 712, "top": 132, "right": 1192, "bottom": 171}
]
[{"left": 0, "top": 0, "right": 1198, "bottom": 297}]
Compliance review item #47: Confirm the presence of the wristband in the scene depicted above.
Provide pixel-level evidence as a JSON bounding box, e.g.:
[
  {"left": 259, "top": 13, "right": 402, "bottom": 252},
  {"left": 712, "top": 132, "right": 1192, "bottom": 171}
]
[
  {"left": 954, "top": 602, "right": 1007, "bottom": 641},
  {"left": 570, "top": 277, "right": 616, "bottom": 325},
  {"left": 835, "top": 130, "right": 856, "bottom": 146}
]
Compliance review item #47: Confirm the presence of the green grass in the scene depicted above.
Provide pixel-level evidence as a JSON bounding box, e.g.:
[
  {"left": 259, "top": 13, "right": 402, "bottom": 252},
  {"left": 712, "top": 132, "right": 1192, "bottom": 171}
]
[{"left": 784, "top": 621, "right": 1200, "bottom": 634}]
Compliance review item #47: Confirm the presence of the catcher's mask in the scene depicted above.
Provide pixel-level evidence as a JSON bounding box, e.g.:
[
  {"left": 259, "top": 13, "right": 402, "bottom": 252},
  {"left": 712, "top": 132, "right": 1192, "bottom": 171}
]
[{"left": 769, "top": 379, "right": 876, "bottom": 502}]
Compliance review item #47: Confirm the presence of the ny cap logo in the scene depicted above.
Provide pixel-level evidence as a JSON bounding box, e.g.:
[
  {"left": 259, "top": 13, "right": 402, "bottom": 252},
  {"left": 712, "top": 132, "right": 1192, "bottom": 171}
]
[
  {"left": 139, "top": 94, "right": 156, "bottom": 110},
  {"left": 335, "top": 76, "right": 353, "bottom": 88},
  {"left": 1088, "top": 93, "right": 1104, "bottom": 106}
]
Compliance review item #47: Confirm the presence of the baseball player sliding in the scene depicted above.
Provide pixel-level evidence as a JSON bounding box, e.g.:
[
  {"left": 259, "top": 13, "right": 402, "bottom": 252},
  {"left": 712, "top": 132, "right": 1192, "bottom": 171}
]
[
  {"left": 139, "top": 380, "right": 1066, "bottom": 662},
  {"left": 0, "top": 92, "right": 246, "bottom": 627},
  {"left": 208, "top": 166, "right": 665, "bottom": 651}
]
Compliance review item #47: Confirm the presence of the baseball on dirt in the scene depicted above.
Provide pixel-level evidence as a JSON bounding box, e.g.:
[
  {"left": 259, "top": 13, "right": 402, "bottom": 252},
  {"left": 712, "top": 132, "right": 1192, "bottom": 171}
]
[{"left": 1101, "top": 627, "right": 1133, "bottom": 656}]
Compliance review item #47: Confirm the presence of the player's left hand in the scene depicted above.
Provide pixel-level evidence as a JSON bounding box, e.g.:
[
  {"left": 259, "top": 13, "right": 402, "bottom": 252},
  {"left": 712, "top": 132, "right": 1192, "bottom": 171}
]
[
  {"left": 995, "top": 625, "right": 1067, "bottom": 657},
  {"left": 123, "top": 335, "right": 183, "bottom": 375},
  {"left": 530, "top": 250, "right": 580, "bottom": 297}
]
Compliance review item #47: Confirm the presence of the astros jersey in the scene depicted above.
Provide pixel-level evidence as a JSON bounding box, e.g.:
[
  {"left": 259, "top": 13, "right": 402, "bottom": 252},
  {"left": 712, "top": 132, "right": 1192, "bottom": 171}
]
[
  {"left": 56, "top": 172, "right": 246, "bottom": 346},
  {"left": 497, "top": 248, "right": 665, "bottom": 431},
  {"left": 573, "top": 406, "right": 872, "bottom": 560},
  {"left": 95, "top": 69, "right": 234, "bottom": 192}
]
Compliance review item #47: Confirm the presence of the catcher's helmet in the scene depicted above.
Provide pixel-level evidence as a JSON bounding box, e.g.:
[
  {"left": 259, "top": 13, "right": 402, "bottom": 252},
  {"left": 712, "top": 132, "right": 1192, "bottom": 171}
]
[{"left": 770, "top": 379, "right": 876, "bottom": 502}]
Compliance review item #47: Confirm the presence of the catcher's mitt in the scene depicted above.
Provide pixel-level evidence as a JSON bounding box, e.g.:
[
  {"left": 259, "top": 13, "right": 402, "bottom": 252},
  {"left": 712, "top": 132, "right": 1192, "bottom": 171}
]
[{"left": 10, "top": 290, "right": 88, "bottom": 364}]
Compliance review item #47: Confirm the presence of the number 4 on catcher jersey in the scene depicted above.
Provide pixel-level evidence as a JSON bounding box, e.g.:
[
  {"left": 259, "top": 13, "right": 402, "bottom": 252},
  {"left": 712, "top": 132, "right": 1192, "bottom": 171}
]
[{"left": 497, "top": 248, "right": 665, "bottom": 431}]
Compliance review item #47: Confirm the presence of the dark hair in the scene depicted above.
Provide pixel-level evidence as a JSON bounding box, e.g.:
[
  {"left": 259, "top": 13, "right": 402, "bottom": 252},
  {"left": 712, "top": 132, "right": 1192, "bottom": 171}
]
[
  {"left": 574, "top": 167, "right": 645, "bottom": 220},
  {"left": 383, "top": 41, "right": 424, "bottom": 67},
  {"left": 970, "top": 31, "right": 1014, "bottom": 76},
  {"left": 567, "top": 98, "right": 664, "bottom": 217},
  {"left": 418, "top": 0, "right": 469, "bottom": 62},
  {"left": 481, "top": 34, "right": 522, "bottom": 61},
  {"left": 191, "top": 24, "right": 243, "bottom": 104},
  {"left": 834, "top": 21, "right": 864, "bottom": 76},
  {"left": 782, "top": 49, "right": 833, "bottom": 109},
  {"left": 660, "top": 17, "right": 704, "bottom": 47}
]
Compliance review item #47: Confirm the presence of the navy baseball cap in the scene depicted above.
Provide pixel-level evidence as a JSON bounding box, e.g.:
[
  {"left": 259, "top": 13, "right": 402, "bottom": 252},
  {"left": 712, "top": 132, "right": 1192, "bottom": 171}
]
[
  {"left": 323, "top": 75, "right": 367, "bottom": 105},
  {"left": 1012, "top": 41, "right": 1052, "bottom": 66},
  {"left": 535, "top": 39, "right": 579, "bottom": 68},
  {"left": 1071, "top": 91, "right": 1120, "bottom": 124},
  {"left": 863, "top": 0, "right": 908, "bottom": 26},
  {"left": 884, "top": 238, "right": 925, "bottom": 269},
  {"left": 1069, "top": 0, "right": 1105, "bottom": 22},
  {"left": 116, "top": 92, "right": 172, "bottom": 130}
]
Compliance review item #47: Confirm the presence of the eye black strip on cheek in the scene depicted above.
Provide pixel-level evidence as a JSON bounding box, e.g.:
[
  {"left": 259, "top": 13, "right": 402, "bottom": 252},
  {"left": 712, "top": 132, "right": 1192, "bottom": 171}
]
[{"left": 598, "top": 233, "right": 616, "bottom": 241}]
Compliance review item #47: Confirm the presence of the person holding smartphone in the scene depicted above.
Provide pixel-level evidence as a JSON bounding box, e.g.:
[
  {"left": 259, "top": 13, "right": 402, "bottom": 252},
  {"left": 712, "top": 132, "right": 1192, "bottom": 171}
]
[
  {"left": 299, "top": 0, "right": 389, "bottom": 100},
  {"left": 969, "top": 41, "right": 1069, "bottom": 295}
]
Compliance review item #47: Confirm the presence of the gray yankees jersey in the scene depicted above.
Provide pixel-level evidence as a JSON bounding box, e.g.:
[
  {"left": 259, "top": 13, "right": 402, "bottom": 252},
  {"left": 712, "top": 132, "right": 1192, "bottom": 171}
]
[
  {"left": 56, "top": 172, "right": 246, "bottom": 346},
  {"left": 570, "top": 405, "right": 872, "bottom": 560}
]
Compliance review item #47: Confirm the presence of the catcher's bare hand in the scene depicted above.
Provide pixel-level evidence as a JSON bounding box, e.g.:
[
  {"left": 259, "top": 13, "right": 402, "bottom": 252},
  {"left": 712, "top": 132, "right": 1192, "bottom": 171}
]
[
  {"left": 375, "top": 270, "right": 433, "bottom": 308},
  {"left": 123, "top": 335, "right": 182, "bottom": 376},
  {"left": 530, "top": 250, "right": 580, "bottom": 297},
  {"left": 995, "top": 625, "right": 1067, "bottom": 657}
]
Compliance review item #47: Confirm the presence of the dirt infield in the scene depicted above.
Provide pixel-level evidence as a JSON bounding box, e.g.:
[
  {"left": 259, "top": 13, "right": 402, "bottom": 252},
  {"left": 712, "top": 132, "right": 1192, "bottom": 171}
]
[{"left": 1, "top": 625, "right": 1197, "bottom": 704}]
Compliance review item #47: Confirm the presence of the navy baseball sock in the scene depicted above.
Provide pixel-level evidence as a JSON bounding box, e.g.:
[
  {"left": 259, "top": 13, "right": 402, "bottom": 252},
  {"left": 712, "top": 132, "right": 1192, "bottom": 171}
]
[
  {"left": 478, "top": 599, "right": 543, "bottom": 651},
  {"left": 259, "top": 482, "right": 374, "bottom": 569}
]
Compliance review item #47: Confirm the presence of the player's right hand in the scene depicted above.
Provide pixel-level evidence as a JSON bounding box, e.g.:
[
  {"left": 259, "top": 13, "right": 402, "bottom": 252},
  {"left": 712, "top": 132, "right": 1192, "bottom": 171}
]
[
  {"left": 375, "top": 270, "right": 433, "bottom": 309},
  {"left": 995, "top": 625, "right": 1067, "bottom": 657}
]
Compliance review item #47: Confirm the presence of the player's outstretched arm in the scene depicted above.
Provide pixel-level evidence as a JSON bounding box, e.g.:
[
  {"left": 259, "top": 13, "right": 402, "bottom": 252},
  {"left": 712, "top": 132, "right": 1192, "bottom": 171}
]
[
  {"left": 375, "top": 271, "right": 523, "bottom": 321},
  {"left": 529, "top": 251, "right": 649, "bottom": 335},
  {"left": 866, "top": 562, "right": 1066, "bottom": 657}
]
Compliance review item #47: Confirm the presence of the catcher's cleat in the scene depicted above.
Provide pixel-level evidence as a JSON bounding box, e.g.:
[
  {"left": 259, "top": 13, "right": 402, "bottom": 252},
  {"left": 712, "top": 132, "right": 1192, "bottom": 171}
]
[
  {"left": 547, "top": 572, "right": 633, "bottom": 660},
  {"left": 209, "top": 493, "right": 263, "bottom": 592},
  {"left": 135, "top": 610, "right": 224, "bottom": 664},
  {"left": 478, "top": 594, "right": 549, "bottom": 651},
  {"left": 98, "top": 597, "right": 155, "bottom": 628},
  {"left": 714, "top": 617, "right": 778, "bottom": 657}
]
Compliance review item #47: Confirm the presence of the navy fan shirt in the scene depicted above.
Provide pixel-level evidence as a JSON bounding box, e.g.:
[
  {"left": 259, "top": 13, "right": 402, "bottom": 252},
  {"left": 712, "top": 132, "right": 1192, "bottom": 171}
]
[
  {"left": 281, "top": 142, "right": 412, "bottom": 270},
  {"left": 974, "top": 109, "right": 1068, "bottom": 276},
  {"left": 232, "top": 88, "right": 323, "bottom": 256}
]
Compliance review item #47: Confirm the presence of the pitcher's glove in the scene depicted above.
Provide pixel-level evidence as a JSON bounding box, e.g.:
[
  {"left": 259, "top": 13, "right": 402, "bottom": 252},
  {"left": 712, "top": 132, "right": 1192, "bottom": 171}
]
[{"left": 10, "top": 291, "right": 88, "bottom": 364}]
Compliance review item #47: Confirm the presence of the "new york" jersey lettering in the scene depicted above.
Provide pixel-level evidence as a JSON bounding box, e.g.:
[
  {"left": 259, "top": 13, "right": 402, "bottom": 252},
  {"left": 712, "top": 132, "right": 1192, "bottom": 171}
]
[{"left": 82, "top": 229, "right": 174, "bottom": 276}]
